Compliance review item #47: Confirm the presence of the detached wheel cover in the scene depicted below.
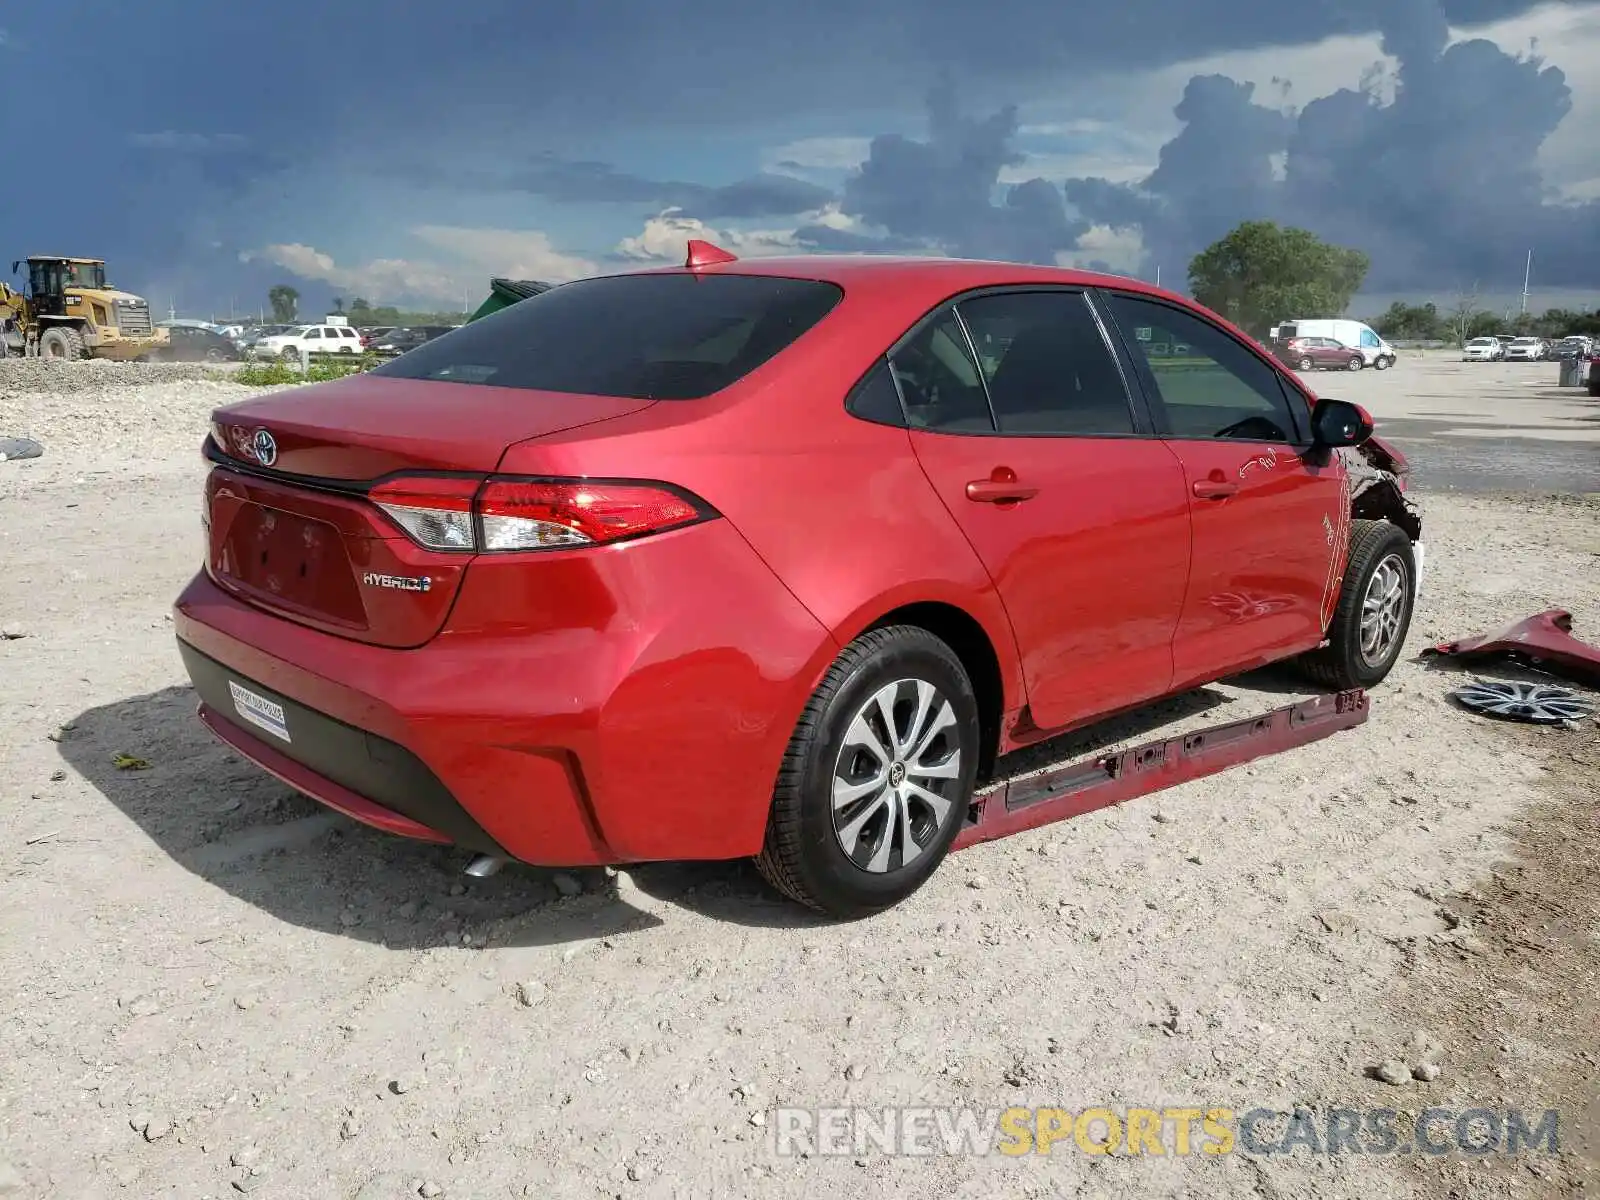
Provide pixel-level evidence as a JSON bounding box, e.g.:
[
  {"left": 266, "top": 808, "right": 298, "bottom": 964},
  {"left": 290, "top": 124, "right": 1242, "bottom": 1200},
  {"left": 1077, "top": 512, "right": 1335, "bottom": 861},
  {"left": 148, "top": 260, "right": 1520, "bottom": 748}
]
[{"left": 1451, "top": 680, "right": 1595, "bottom": 725}]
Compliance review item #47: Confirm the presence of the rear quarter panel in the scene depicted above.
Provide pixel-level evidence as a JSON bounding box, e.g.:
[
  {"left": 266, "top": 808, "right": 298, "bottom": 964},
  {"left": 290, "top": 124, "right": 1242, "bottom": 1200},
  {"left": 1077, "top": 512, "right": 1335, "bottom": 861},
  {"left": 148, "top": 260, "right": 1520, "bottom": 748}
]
[{"left": 492, "top": 279, "right": 1029, "bottom": 719}]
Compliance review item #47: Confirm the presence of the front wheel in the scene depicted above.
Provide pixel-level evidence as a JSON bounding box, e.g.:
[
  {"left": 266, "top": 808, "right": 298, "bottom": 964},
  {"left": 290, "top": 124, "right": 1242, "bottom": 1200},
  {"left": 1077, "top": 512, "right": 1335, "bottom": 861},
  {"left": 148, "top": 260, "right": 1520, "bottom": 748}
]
[
  {"left": 38, "top": 327, "right": 86, "bottom": 360},
  {"left": 755, "top": 626, "right": 980, "bottom": 919},
  {"left": 1347, "top": 356, "right": 1364, "bottom": 371},
  {"left": 1374, "top": 355, "right": 1392, "bottom": 371},
  {"left": 1298, "top": 520, "right": 1416, "bottom": 690}
]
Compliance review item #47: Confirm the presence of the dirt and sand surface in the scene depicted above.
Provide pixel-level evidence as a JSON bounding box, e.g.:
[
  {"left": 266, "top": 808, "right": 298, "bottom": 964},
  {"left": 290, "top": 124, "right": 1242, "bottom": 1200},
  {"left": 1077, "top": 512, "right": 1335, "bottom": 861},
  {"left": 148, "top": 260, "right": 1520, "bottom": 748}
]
[{"left": 1, "top": 351, "right": 1597, "bottom": 1199}]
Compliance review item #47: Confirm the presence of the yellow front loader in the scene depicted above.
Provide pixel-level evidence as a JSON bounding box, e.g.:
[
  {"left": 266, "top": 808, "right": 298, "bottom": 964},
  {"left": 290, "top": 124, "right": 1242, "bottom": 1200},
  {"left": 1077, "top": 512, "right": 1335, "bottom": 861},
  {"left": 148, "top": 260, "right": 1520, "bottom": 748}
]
[{"left": 1, "top": 256, "right": 168, "bottom": 360}]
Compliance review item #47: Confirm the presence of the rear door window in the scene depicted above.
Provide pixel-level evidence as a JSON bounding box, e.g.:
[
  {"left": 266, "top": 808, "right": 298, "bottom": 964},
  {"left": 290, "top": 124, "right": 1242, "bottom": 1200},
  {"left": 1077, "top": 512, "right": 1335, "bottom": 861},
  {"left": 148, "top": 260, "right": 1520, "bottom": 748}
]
[
  {"left": 954, "top": 291, "right": 1136, "bottom": 435},
  {"left": 372, "top": 274, "right": 844, "bottom": 399},
  {"left": 887, "top": 308, "right": 994, "bottom": 432}
]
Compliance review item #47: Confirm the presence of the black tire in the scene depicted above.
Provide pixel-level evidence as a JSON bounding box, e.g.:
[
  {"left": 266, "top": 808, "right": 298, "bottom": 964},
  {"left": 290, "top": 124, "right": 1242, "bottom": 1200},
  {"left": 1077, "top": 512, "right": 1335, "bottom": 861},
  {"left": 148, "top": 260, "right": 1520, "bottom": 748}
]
[
  {"left": 755, "top": 625, "right": 981, "bottom": 919},
  {"left": 1299, "top": 519, "right": 1416, "bottom": 690},
  {"left": 1347, "top": 355, "right": 1364, "bottom": 371},
  {"left": 38, "top": 327, "right": 85, "bottom": 360},
  {"left": 1375, "top": 355, "right": 1392, "bottom": 371},
  {"left": 1298, "top": 356, "right": 1314, "bottom": 371}
]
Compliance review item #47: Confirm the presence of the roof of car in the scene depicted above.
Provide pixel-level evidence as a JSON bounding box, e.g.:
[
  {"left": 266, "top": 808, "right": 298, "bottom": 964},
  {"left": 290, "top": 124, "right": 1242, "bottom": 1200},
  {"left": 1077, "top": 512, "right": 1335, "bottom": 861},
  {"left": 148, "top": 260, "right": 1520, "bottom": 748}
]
[{"left": 616, "top": 252, "right": 1165, "bottom": 299}]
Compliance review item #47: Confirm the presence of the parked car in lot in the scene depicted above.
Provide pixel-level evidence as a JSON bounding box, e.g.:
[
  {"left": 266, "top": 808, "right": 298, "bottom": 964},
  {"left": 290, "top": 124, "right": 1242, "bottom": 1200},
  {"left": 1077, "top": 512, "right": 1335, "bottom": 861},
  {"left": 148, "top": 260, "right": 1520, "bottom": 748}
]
[
  {"left": 252, "top": 323, "right": 364, "bottom": 359},
  {"left": 1277, "top": 335, "right": 1367, "bottom": 372},
  {"left": 1589, "top": 356, "right": 1600, "bottom": 397},
  {"left": 176, "top": 249, "right": 1423, "bottom": 918},
  {"left": 1271, "top": 319, "right": 1395, "bottom": 369},
  {"left": 1504, "top": 336, "right": 1546, "bottom": 361},
  {"left": 1462, "top": 336, "right": 1504, "bottom": 361},
  {"left": 368, "top": 325, "right": 455, "bottom": 356},
  {"left": 1550, "top": 336, "right": 1593, "bottom": 363},
  {"left": 147, "top": 325, "right": 243, "bottom": 362}
]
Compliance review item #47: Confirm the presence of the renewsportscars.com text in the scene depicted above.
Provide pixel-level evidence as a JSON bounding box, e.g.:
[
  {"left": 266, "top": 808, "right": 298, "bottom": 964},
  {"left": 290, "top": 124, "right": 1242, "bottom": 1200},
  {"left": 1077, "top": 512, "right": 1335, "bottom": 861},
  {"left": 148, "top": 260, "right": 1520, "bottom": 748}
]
[{"left": 771, "top": 1105, "right": 1561, "bottom": 1158}]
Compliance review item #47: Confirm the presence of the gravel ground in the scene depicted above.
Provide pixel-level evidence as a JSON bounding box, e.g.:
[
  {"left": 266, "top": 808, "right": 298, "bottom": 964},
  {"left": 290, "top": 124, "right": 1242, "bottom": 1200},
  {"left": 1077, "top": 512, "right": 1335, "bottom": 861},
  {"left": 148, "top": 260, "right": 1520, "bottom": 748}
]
[{"left": 1, "top": 359, "right": 1596, "bottom": 1198}]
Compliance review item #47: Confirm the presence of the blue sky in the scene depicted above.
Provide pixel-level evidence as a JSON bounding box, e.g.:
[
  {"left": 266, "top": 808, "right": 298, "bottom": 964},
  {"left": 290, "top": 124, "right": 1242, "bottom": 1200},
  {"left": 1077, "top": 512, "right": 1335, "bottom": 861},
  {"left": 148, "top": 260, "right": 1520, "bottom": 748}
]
[{"left": 3, "top": 0, "right": 1598, "bottom": 318}]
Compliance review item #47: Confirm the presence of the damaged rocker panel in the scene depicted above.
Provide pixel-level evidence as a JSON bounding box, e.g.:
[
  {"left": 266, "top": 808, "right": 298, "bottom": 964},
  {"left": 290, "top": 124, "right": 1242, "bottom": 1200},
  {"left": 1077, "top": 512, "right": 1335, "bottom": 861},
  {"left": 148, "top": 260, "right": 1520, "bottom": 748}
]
[{"left": 954, "top": 690, "right": 1370, "bottom": 851}]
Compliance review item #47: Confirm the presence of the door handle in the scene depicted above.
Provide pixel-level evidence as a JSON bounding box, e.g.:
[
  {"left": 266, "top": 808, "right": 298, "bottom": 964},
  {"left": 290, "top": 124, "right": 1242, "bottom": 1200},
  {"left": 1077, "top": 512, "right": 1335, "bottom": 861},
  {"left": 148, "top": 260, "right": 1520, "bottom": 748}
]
[
  {"left": 1192, "top": 479, "right": 1239, "bottom": 500},
  {"left": 966, "top": 476, "right": 1039, "bottom": 503}
]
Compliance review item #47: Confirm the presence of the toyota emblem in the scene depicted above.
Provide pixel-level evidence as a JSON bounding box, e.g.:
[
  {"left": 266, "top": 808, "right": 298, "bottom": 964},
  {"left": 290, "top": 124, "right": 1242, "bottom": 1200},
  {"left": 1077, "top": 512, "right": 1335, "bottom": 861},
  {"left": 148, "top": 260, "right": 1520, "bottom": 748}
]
[{"left": 251, "top": 428, "right": 277, "bottom": 467}]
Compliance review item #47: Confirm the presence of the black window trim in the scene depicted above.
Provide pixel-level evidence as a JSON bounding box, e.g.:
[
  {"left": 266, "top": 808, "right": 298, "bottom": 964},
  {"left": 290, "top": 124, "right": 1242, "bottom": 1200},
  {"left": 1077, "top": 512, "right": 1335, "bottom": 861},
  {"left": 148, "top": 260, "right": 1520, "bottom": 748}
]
[
  {"left": 842, "top": 283, "right": 1161, "bottom": 440},
  {"left": 1092, "top": 287, "right": 1313, "bottom": 446}
]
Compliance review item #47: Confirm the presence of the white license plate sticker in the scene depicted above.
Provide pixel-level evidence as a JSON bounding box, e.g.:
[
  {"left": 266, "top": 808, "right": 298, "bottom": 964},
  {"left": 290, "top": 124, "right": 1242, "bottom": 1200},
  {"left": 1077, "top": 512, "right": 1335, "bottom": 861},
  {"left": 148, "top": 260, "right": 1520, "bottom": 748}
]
[{"left": 228, "top": 680, "right": 291, "bottom": 743}]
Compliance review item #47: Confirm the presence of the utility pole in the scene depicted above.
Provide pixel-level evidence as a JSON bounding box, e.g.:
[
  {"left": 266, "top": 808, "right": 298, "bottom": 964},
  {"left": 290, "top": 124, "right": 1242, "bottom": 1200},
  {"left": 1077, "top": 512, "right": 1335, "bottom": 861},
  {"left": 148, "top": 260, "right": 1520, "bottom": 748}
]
[
  {"left": 1520, "top": 249, "right": 1532, "bottom": 315},
  {"left": 1155, "top": 265, "right": 1162, "bottom": 288}
]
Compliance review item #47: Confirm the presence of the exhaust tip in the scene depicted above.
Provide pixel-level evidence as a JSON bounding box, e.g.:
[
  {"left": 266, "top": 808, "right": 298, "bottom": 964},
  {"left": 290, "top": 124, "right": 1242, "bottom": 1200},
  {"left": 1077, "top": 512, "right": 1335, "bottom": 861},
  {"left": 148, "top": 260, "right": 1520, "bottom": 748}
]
[{"left": 464, "top": 854, "right": 506, "bottom": 878}]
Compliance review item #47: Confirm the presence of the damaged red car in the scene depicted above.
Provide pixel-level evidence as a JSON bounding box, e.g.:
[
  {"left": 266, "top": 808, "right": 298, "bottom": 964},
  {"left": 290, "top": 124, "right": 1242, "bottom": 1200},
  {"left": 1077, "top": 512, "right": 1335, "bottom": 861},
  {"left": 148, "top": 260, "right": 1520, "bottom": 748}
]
[{"left": 174, "top": 246, "right": 1423, "bottom": 918}]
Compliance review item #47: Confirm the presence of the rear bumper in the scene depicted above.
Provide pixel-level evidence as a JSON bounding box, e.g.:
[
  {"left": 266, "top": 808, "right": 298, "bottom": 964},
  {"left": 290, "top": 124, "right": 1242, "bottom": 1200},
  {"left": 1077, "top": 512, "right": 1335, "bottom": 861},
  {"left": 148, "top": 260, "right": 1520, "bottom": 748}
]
[
  {"left": 172, "top": 519, "right": 837, "bottom": 866},
  {"left": 180, "top": 639, "right": 497, "bottom": 852}
]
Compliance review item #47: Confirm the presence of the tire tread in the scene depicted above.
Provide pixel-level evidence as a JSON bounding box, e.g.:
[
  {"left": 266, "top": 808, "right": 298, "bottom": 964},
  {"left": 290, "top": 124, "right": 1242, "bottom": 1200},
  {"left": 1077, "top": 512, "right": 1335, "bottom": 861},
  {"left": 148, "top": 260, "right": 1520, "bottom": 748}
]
[
  {"left": 754, "top": 625, "right": 968, "bottom": 915},
  {"left": 1299, "top": 518, "right": 1412, "bottom": 689}
]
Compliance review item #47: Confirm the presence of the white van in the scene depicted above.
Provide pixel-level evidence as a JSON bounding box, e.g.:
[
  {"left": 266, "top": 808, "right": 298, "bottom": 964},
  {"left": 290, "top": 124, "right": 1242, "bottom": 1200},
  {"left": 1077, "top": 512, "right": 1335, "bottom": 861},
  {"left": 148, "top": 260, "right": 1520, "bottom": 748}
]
[{"left": 1272, "top": 319, "right": 1397, "bottom": 370}]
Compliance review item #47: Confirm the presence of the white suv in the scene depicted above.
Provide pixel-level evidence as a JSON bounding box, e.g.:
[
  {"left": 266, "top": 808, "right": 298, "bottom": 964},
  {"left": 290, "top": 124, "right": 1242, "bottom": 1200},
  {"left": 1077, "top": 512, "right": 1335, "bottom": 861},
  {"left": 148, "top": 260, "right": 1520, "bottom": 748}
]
[
  {"left": 1462, "top": 337, "right": 1504, "bottom": 361},
  {"left": 254, "top": 324, "right": 363, "bottom": 359},
  {"left": 1503, "top": 336, "right": 1545, "bottom": 361}
]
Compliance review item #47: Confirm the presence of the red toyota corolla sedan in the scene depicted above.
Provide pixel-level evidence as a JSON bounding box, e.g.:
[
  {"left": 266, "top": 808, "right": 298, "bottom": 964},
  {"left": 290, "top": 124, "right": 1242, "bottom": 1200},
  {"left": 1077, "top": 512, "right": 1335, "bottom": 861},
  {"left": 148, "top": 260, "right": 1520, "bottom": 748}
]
[{"left": 174, "top": 244, "right": 1423, "bottom": 918}]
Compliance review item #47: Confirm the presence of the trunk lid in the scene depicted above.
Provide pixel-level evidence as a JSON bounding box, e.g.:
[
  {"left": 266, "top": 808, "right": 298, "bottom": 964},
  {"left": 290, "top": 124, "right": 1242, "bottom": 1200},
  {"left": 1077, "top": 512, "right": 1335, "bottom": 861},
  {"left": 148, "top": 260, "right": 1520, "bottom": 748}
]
[
  {"left": 205, "top": 373, "right": 654, "bottom": 647},
  {"left": 212, "top": 372, "right": 653, "bottom": 479}
]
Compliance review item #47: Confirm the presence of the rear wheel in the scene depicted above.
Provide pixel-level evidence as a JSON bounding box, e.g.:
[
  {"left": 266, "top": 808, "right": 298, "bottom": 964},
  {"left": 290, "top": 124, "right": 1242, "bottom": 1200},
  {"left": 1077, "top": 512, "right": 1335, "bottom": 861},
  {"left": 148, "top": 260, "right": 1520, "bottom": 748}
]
[
  {"left": 38, "top": 327, "right": 85, "bottom": 360},
  {"left": 755, "top": 626, "right": 980, "bottom": 919},
  {"left": 1298, "top": 356, "right": 1314, "bottom": 371},
  {"left": 1299, "top": 519, "right": 1416, "bottom": 690}
]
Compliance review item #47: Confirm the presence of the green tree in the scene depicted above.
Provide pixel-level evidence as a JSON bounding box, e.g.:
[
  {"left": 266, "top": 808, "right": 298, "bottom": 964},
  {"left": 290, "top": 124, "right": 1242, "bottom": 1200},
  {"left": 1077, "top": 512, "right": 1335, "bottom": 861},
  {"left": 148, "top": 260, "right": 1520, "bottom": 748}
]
[
  {"left": 1371, "top": 301, "right": 1445, "bottom": 341},
  {"left": 331, "top": 296, "right": 345, "bottom": 314},
  {"left": 267, "top": 285, "right": 300, "bottom": 324},
  {"left": 349, "top": 297, "right": 373, "bottom": 319},
  {"left": 1188, "top": 221, "right": 1370, "bottom": 337}
]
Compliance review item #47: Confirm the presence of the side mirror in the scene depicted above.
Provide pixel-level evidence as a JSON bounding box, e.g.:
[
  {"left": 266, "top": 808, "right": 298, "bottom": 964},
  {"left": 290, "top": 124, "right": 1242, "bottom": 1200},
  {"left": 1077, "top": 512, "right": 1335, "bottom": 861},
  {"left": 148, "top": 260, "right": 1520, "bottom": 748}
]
[{"left": 1310, "top": 397, "right": 1374, "bottom": 448}]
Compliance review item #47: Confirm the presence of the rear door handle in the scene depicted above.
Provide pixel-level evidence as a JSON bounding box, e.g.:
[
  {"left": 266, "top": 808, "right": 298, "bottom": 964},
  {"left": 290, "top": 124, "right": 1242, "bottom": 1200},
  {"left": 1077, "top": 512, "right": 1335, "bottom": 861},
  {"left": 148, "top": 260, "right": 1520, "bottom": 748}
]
[
  {"left": 966, "top": 478, "right": 1039, "bottom": 503},
  {"left": 1192, "top": 480, "right": 1239, "bottom": 499}
]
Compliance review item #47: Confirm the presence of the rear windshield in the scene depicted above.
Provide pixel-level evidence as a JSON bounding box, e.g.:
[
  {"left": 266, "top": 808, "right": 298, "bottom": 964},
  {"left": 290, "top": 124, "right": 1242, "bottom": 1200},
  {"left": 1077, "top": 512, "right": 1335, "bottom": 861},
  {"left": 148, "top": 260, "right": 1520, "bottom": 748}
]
[{"left": 370, "top": 272, "right": 844, "bottom": 399}]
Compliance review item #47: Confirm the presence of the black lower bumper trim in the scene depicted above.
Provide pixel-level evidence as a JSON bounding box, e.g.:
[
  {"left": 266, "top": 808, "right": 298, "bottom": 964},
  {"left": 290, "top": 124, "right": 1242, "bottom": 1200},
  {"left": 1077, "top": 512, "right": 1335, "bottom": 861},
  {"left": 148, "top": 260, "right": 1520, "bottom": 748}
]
[{"left": 177, "top": 638, "right": 505, "bottom": 855}]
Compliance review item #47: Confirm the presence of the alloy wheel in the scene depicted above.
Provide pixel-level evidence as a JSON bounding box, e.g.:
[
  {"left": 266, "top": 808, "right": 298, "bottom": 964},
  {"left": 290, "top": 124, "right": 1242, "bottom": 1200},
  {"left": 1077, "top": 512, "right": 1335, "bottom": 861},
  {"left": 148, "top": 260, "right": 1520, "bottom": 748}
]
[
  {"left": 830, "top": 678, "right": 963, "bottom": 874},
  {"left": 1359, "top": 553, "right": 1408, "bottom": 666}
]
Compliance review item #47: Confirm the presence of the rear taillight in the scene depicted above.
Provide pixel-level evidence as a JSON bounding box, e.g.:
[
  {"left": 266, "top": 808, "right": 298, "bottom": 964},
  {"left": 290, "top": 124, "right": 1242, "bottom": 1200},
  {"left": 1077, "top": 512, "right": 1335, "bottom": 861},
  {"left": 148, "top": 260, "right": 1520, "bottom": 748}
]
[
  {"left": 478, "top": 480, "right": 703, "bottom": 551},
  {"left": 369, "top": 476, "right": 480, "bottom": 551},
  {"left": 368, "top": 476, "right": 713, "bottom": 553}
]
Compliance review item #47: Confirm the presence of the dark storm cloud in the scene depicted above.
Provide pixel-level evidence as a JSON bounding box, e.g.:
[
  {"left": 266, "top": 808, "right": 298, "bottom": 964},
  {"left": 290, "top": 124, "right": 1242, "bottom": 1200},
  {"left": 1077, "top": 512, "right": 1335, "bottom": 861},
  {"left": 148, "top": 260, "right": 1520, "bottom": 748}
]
[
  {"left": 3, "top": 0, "right": 1593, "bottom": 308},
  {"left": 499, "top": 157, "right": 835, "bottom": 219},
  {"left": 1063, "top": 5, "right": 1600, "bottom": 290},
  {"left": 801, "top": 78, "right": 1088, "bottom": 264}
]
